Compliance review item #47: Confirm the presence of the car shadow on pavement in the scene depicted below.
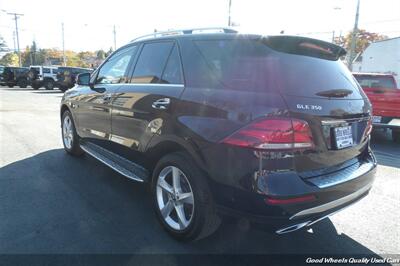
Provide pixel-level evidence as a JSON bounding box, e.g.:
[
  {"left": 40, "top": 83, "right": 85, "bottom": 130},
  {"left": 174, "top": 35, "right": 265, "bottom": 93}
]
[
  {"left": 0, "top": 149, "right": 385, "bottom": 258},
  {"left": 370, "top": 129, "right": 400, "bottom": 169}
]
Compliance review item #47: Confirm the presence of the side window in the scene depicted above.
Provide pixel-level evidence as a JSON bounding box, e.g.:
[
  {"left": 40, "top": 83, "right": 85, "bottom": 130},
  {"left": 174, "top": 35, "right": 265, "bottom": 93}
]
[
  {"left": 160, "top": 45, "right": 183, "bottom": 84},
  {"left": 131, "top": 42, "right": 174, "bottom": 84},
  {"left": 96, "top": 45, "right": 137, "bottom": 84},
  {"left": 43, "top": 68, "right": 50, "bottom": 74}
]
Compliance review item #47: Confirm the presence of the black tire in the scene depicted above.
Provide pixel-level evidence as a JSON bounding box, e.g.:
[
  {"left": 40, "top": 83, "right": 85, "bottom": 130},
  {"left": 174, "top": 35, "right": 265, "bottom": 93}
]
[
  {"left": 61, "top": 110, "right": 84, "bottom": 156},
  {"left": 151, "top": 152, "right": 221, "bottom": 241},
  {"left": 59, "top": 86, "right": 68, "bottom": 92},
  {"left": 392, "top": 130, "right": 400, "bottom": 143},
  {"left": 44, "top": 79, "right": 55, "bottom": 90},
  {"left": 17, "top": 79, "right": 28, "bottom": 88},
  {"left": 7, "top": 84, "right": 14, "bottom": 88},
  {"left": 32, "top": 84, "right": 40, "bottom": 90}
]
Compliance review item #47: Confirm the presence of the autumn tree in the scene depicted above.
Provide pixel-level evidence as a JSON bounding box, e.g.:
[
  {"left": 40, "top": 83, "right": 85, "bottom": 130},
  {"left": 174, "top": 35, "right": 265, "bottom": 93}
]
[
  {"left": 96, "top": 50, "right": 106, "bottom": 60},
  {"left": 0, "top": 52, "right": 19, "bottom": 66},
  {"left": 334, "top": 29, "right": 388, "bottom": 55},
  {"left": 105, "top": 47, "right": 114, "bottom": 57}
]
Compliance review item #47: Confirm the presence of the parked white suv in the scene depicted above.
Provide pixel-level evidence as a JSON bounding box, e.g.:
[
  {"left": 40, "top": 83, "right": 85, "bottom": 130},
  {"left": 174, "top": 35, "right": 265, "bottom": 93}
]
[{"left": 29, "top": 66, "right": 58, "bottom": 90}]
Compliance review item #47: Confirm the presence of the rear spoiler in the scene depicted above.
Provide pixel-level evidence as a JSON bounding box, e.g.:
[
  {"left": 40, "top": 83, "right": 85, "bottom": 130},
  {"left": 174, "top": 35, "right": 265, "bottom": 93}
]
[{"left": 263, "top": 35, "right": 346, "bottom": 61}]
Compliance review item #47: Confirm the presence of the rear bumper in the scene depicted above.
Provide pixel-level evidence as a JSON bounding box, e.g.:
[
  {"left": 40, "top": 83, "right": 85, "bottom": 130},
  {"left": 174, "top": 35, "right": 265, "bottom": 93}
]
[{"left": 215, "top": 151, "right": 377, "bottom": 234}]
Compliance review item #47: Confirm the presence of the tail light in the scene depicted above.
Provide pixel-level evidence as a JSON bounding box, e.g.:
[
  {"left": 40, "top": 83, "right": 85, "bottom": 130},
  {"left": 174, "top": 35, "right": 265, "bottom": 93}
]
[{"left": 221, "top": 117, "right": 314, "bottom": 151}]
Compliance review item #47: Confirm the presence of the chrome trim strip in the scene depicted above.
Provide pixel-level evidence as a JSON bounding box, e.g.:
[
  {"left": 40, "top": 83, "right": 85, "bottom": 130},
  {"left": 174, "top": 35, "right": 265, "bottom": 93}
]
[
  {"left": 276, "top": 196, "right": 362, "bottom": 234},
  {"left": 321, "top": 117, "right": 369, "bottom": 126},
  {"left": 290, "top": 184, "right": 372, "bottom": 220},
  {"left": 80, "top": 144, "right": 145, "bottom": 183},
  {"left": 130, "top": 27, "right": 238, "bottom": 42},
  {"left": 276, "top": 221, "right": 311, "bottom": 235},
  {"left": 321, "top": 120, "right": 347, "bottom": 126},
  {"left": 306, "top": 198, "right": 359, "bottom": 227}
]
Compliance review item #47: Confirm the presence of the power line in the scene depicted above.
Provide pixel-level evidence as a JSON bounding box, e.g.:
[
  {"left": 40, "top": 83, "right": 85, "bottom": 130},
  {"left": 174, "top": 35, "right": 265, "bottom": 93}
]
[{"left": 362, "top": 18, "right": 400, "bottom": 24}]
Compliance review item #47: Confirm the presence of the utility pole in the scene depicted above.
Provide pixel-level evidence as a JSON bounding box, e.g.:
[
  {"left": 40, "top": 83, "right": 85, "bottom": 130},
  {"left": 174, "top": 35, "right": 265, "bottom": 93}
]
[
  {"left": 113, "top": 25, "right": 117, "bottom": 50},
  {"left": 228, "top": 0, "right": 232, "bottom": 27},
  {"left": 332, "top": 30, "right": 335, "bottom": 43},
  {"left": 12, "top": 31, "right": 16, "bottom": 52},
  {"left": 62, "top": 22, "right": 66, "bottom": 66},
  {"left": 7, "top": 12, "right": 24, "bottom": 67},
  {"left": 347, "top": 0, "right": 360, "bottom": 70}
]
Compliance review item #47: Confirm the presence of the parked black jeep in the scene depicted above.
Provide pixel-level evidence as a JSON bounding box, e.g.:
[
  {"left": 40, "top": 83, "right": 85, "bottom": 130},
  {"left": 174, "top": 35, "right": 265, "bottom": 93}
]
[{"left": 0, "top": 66, "right": 30, "bottom": 88}]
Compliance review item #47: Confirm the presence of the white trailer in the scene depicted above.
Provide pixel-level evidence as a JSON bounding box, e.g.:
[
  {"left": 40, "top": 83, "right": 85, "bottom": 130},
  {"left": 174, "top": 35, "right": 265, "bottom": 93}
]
[{"left": 352, "top": 37, "right": 400, "bottom": 87}]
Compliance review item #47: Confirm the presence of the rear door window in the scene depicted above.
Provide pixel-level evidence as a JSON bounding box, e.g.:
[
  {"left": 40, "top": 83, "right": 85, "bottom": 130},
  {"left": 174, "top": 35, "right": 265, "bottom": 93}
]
[
  {"left": 193, "top": 39, "right": 362, "bottom": 98},
  {"left": 160, "top": 45, "right": 183, "bottom": 84},
  {"left": 131, "top": 42, "right": 174, "bottom": 84}
]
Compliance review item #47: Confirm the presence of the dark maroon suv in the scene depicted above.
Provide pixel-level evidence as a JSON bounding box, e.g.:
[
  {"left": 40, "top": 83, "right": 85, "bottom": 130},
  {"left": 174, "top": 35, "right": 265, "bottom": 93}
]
[{"left": 60, "top": 28, "right": 376, "bottom": 241}]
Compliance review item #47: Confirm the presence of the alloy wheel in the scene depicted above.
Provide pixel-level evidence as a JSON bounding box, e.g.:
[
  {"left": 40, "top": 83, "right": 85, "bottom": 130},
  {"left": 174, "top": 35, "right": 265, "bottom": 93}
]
[
  {"left": 62, "top": 115, "right": 73, "bottom": 149},
  {"left": 156, "top": 166, "right": 195, "bottom": 231}
]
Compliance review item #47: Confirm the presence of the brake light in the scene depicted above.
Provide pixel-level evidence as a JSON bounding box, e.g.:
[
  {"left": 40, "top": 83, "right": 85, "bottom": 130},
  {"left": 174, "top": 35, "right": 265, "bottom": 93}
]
[
  {"left": 221, "top": 117, "right": 314, "bottom": 151},
  {"left": 265, "top": 194, "right": 316, "bottom": 205}
]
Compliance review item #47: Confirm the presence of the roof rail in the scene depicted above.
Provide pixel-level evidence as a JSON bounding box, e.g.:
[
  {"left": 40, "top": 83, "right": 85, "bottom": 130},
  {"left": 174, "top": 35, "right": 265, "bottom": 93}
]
[{"left": 130, "top": 27, "right": 238, "bottom": 43}]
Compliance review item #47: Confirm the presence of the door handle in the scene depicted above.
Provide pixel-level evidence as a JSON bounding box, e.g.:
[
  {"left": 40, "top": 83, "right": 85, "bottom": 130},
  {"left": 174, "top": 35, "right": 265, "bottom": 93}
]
[{"left": 152, "top": 98, "right": 170, "bottom": 109}]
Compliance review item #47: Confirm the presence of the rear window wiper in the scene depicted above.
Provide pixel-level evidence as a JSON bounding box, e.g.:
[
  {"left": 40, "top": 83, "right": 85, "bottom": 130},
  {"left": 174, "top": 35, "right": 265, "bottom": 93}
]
[{"left": 316, "top": 89, "right": 353, "bottom": 98}]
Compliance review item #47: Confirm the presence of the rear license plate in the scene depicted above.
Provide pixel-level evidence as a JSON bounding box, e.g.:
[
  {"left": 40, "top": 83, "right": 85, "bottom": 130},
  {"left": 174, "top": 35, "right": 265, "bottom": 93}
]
[
  {"left": 334, "top": 126, "right": 353, "bottom": 149},
  {"left": 372, "top": 116, "right": 381, "bottom": 123}
]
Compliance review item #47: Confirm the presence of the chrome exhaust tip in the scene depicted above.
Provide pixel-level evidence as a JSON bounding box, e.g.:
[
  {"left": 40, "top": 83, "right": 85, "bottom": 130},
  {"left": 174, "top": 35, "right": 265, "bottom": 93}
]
[{"left": 275, "top": 221, "right": 311, "bottom": 235}]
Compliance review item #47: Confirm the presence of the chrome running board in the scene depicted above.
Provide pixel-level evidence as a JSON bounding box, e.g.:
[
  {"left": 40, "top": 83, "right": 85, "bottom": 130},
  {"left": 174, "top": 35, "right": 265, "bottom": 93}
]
[{"left": 80, "top": 141, "right": 149, "bottom": 183}]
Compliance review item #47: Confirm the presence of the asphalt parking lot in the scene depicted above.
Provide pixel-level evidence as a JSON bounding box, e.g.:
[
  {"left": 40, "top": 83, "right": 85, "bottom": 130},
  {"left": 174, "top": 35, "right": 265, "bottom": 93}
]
[{"left": 0, "top": 86, "right": 399, "bottom": 256}]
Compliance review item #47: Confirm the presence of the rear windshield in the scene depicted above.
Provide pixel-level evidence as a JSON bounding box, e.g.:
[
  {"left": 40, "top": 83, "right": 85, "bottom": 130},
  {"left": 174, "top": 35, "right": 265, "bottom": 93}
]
[
  {"left": 354, "top": 75, "right": 396, "bottom": 89},
  {"left": 194, "top": 39, "right": 362, "bottom": 98}
]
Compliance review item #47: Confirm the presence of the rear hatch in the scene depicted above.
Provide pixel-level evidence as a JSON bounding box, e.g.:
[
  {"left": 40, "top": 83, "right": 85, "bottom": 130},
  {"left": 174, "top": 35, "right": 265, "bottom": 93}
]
[
  {"left": 354, "top": 74, "right": 400, "bottom": 118},
  {"left": 194, "top": 35, "right": 372, "bottom": 173},
  {"left": 263, "top": 37, "right": 371, "bottom": 172}
]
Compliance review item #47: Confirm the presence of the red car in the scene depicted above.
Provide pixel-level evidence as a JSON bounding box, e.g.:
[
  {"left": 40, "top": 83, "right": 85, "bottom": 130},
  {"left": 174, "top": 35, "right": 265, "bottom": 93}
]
[{"left": 353, "top": 73, "right": 400, "bottom": 142}]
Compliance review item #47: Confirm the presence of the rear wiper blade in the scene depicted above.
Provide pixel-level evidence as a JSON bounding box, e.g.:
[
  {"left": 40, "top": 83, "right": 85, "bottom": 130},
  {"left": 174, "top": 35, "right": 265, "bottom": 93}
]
[{"left": 316, "top": 89, "right": 353, "bottom": 98}]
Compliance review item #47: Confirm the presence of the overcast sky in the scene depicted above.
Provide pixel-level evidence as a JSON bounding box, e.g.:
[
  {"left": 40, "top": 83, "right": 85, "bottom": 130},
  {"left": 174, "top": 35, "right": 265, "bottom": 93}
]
[{"left": 0, "top": 0, "right": 399, "bottom": 52}]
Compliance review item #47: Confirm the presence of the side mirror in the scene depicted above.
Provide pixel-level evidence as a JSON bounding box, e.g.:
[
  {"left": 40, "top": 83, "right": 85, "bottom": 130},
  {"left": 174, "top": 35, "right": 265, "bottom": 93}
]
[{"left": 76, "top": 73, "right": 91, "bottom": 86}]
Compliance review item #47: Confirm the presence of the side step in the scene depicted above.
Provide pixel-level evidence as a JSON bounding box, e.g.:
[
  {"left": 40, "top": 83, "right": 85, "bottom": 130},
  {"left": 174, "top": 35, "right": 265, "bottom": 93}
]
[{"left": 80, "top": 141, "right": 149, "bottom": 183}]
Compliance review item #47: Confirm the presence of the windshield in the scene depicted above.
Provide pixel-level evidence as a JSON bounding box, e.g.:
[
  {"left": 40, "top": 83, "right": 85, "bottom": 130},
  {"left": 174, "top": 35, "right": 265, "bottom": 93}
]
[
  {"left": 194, "top": 39, "right": 363, "bottom": 99},
  {"left": 354, "top": 75, "right": 397, "bottom": 89}
]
